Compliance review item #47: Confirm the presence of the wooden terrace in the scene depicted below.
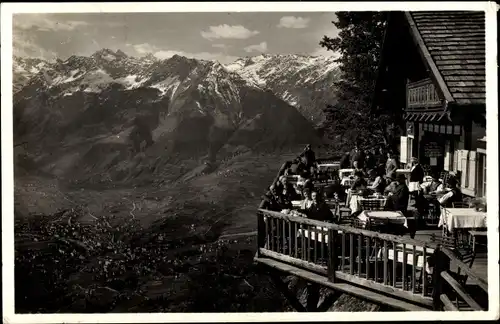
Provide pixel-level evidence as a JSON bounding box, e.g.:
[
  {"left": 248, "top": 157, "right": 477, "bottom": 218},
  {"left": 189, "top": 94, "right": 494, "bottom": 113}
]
[{"left": 253, "top": 159, "right": 489, "bottom": 312}]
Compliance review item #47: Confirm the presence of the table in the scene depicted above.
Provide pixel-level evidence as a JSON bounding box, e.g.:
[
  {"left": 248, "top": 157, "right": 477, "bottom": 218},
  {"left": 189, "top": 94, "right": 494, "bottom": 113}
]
[
  {"left": 357, "top": 210, "right": 407, "bottom": 228},
  {"left": 438, "top": 208, "right": 487, "bottom": 232},
  {"left": 339, "top": 169, "right": 354, "bottom": 179}
]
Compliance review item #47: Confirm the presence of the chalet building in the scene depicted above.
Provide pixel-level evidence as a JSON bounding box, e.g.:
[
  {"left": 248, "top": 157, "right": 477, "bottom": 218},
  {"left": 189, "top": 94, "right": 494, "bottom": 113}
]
[{"left": 373, "top": 11, "right": 486, "bottom": 199}]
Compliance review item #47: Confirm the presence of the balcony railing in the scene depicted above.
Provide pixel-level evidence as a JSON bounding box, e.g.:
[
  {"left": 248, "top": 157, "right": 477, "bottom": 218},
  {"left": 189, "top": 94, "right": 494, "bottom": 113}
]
[{"left": 407, "top": 78, "right": 443, "bottom": 110}]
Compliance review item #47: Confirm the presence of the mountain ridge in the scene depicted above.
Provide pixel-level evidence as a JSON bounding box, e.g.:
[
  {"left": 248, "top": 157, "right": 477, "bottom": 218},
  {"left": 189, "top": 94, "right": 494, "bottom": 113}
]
[
  {"left": 13, "top": 49, "right": 327, "bottom": 185},
  {"left": 13, "top": 49, "right": 340, "bottom": 124}
]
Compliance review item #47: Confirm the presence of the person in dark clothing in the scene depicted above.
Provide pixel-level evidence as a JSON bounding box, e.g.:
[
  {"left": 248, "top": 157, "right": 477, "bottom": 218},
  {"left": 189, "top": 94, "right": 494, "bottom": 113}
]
[
  {"left": 299, "top": 144, "right": 317, "bottom": 170},
  {"left": 368, "top": 168, "right": 386, "bottom": 194},
  {"left": 339, "top": 152, "right": 351, "bottom": 169},
  {"left": 350, "top": 171, "right": 368, "bottom": 192},
  {"left": 308, "top": 191, "right": 334, "bottom": 222},
  {"left": 350, "top": 145, "right": 365, "bottom": 169},
  {"left": 375, "top": 147, "right": 387, "bottom": 174},
  {"left": 408, "top": 157, "right": 425, "bottom": 195},
  {"left": 364, "top": 149, "right": 376, "bottom": 171},
  {"left": 385, "top": 174, "right": 410, "bottom": 213}
]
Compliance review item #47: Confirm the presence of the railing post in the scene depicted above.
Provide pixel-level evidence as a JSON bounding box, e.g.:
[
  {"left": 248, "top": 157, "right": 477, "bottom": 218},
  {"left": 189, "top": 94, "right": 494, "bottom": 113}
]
[
  {"left": 257, "top": 211, "right": 265, "bottom": 256},
  {"left": 328, "top": 228, "right": 337, "bottom": 283},
  {"left": 430, "top": 245, "right": 451, "bottom": 311}
]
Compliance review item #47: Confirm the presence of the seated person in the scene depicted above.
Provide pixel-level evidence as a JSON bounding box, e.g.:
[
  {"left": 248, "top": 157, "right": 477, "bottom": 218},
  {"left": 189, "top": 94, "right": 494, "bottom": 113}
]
[
  {"left": 420, "top": 173, "right": 443, "bottom": 194},
  {"left": 299, "top": 188, "right": 314, "bottom": 212},
  {"left": 352, "top": 160, "right": 365, "bottom": 176},
  {"left": 282, "top": 184, "right": 300, "bottom": 201},
  {"left": 262, "top": 185, "right": 282, "bottom": 212},
  {"left": 350, "top": 171, "right": 368, "bottom": 192},
  {"left": 438, "top": 177, "right": 463, "bottom": 208},
  {"left": 340, "top": 152, "right": 351, "bottom": 169},
  {"left": 307, "top": 191, "right": 335, "bottom": 222},
  {"left": 383, "top": 174, "right": 397, "bottom": 195},
  {"left": 368, "top": 168, "right": 386, "bottom": 194},
  {"left": 384, "top": 174, "right": 410, "bottom": 213},
  {"left": 289, "top": 158, "right": 305, "bottom": 175}
]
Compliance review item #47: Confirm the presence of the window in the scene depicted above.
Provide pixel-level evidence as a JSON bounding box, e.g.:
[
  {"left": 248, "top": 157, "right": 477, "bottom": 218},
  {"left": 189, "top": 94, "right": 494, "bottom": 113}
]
[
  {"left": 483, "top": 155, "right": 487, "bottom": 197},
  {"left": 477, "top": 153, "right": 487, "bottom": 197}
]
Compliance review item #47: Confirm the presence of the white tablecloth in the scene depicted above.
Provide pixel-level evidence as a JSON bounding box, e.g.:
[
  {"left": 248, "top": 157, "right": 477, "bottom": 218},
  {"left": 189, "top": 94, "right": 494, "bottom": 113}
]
[
  {"left": 358, "top": 210, "right": 407, "bottom": 228},
  {"left": 438, "top": 208, "right": 487, "bottom": 232}
]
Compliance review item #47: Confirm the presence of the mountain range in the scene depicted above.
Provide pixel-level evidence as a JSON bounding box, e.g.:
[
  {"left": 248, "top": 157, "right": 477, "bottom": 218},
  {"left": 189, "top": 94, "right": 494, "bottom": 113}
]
[{"left": 13, "top": 49, "right": 340, "bottom": 184}]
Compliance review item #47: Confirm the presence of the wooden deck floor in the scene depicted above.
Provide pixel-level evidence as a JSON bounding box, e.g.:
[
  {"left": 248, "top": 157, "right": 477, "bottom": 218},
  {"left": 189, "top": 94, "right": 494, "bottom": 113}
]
[{"left": 404, "top": 227, "right": 488, "bottom": 284}]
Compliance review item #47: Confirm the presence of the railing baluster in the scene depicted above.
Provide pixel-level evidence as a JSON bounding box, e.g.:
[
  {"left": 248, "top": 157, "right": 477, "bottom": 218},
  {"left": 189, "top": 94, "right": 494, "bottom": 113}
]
[
  {"left": 288, "top": 221, "right": 292, "bottom": 257},
  {"left": 265, "top": 214, "right": 269, "bottom": 249},
  {"left": 277, "top": 218, "right": 281, "bottom": 253},
  {"left": 301, "top": 224, "right": 306, "bottom": 261},
  {"left": 314, "top": 226, "right": 319, "bottom": 263},
  {"left": 294, "top": 223, "right": 298, "bottom": 258},
  {"left": 383, "top": 240, "right": 388, "bottom": 285},
  {"left": 282, "top": 219, "right": 286, "bottom": 254},
  {"left": 321, "top": 228, "right": 325, "bottom": 263},
  {"left": 349, "top": 233, "right": 354, "bottom": 275},
  {"left": 393, "top": 242, "right": 397, "bottom": 287},
  {"left": 358, "top": 234, "right": 362, "bottom": 276},
  {"left": 270, "top": 217, "right": 275, "bottom": 251},
  {"left": 341, "top": 232, "right": 345, "bottom": 272},
  {"left": 366, "top": 236, "right": 370, "bottom": 279},
  {"left": 374, "top": 238, "right": 379, "bottom": 282},
  {"left": 412, "top": 245, "right": 417, "bottom": 294},
  {"left": 328, "top": 229, "right": 336, "bottom": 283},
  {"left": 307, "top": 225, "right": 311, "bottom": 262},
  {"left": 422, "top": 247, "right": 427, "bottom": 296},
  {"left": 402, "top": 243, "right": 407, "bottom": 291}
]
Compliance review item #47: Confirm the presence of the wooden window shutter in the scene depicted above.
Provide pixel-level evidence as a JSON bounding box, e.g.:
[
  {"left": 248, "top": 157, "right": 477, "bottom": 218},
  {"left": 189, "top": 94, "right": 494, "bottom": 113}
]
[
  {"left": 468, "top": 151, "right": 477, "bottom": 193},
  {"left": 444, "top": 141, "right": 451, "bottom": 171},
  {"left": 400, "top": 136, "right": 408, "bottom": 164},
  {"left": 453, "top": 149, "right": 459, "bottom": 172},
  {"left": 460, "top": 150, "right": 470, "bottom": 188}
]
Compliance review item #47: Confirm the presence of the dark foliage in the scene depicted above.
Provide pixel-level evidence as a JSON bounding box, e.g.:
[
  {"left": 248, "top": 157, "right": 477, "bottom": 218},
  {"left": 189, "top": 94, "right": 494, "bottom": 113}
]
[{"left": 318, "top": 12, "right": 402, "bottom": 153}]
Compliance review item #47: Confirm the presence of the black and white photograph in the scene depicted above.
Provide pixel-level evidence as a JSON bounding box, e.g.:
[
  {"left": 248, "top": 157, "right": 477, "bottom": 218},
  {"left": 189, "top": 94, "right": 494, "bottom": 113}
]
[{"left": 2, "top": 2, "right": 498, "bottom": 322}]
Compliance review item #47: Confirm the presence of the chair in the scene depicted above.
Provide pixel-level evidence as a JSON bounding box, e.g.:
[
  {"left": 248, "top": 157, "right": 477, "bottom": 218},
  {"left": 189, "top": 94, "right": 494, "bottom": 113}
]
[
  {"left": 366, "top": 218, "right": 389, "bottom": 232},
  {"left": 468, "top": 230, "right": 487, "bottom": 253},
  {"left": 360, "top": 199, "right": 385, "bottom": 211},
  {"left": 454, "top": 243, "right": 476, "bottom": 286},
  {"left": 430, "top": 233, "right": 456, "bottom": 250},
  {"left": 440, "top": 207, "right": 451, "bottom": 237}
]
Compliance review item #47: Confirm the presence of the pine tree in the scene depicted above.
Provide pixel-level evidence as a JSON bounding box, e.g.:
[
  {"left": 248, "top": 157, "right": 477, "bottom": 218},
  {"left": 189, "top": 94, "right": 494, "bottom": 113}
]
[{"left": 319, "top": 12, "right": 401, "bottom": 153}]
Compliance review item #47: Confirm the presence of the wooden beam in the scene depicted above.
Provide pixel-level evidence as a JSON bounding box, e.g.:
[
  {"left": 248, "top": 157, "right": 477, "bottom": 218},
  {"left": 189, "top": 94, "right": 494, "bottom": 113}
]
[
  {"left": 306, "top": 283, "right": 320, "bottom": 312},
  {"left": 256, "top": 257, "right": 430, "bottom": 311},
  {"left": 441, "top": 271, "right": 483, "bottom": 311},
  {"left": 440, "top": 294, "right": 459, "bottom": 311},
  {"left": 404, "top": 12, "right": 454, "bottom": 104},
  {"left": 334, "top": 270, "right": 433, "bottom": 308},
  {"left": 259, "top": 248, "right": 327, "bottom": 275},
  {"left": 317, "top": 291, "right": 342, "bottom": 312},
  {"left": 268, "top": 271, "right": 307, "bottom": 312}
]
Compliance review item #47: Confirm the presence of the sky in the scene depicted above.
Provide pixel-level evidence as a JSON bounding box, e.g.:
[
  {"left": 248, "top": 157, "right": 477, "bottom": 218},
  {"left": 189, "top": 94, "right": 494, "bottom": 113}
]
[{"left": 12, "top": 12, "right": 340, "bottom": 64}]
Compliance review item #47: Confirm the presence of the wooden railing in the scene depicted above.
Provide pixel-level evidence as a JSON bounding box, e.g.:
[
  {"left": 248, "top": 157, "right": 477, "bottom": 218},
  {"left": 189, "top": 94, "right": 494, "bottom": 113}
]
[{"left": 256, "top": 208, "right": 488, "bottom": 311}]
